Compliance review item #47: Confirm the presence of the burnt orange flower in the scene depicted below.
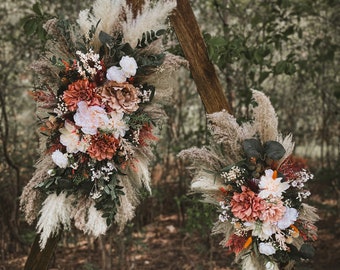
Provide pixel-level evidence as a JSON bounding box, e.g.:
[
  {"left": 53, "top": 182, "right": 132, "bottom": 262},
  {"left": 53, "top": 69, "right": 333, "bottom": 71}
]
[
  {"left": 226, "top": 234, "right": 248, "bottom": 255},
  {"left": 87, "top": 134, "right": 119, "bottom": 161},
  {"left": 100, "top": 81, "right": 140, "bottom": 113},
  {"left": 63, "top": 79, "right": 100, "bottom": 111}
]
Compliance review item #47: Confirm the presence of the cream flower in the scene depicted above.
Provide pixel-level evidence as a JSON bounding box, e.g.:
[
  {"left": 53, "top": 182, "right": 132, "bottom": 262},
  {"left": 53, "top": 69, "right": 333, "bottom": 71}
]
[
  {"left": 259, "top": 242, "right": 276, "bottom": 255},
  {"left": 59, "top": 121, "right": 88, "bottom": 153},
  {"left": 119, "top": 56, "right": 137, "bottom": 77},
  {"left": 277, "top": 207, "right": 298, "bottom": 229},
  {"left": 74, "top": 101, "right": 110, "bottom": 135},
  {"left": 265, "top": 261, "right": 277, "bottom": 270},
  {"left": 106, "top": 66, "right": 126, "bottom": 83},
  {"left": 258, "top": 169, "right": 289, "bottom": 199},
  {"left": 51, "top": 150, "right": 69, "bottom": 168},
  {"left": 245, "top": 221, "right": 277, "bottom": 240},
  {"left": 105, "top": 111, "right": 129, "bottom": 139}
]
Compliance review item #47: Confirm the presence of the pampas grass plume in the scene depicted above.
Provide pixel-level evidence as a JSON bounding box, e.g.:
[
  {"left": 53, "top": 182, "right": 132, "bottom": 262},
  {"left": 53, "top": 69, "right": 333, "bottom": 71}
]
[
  {"left": 36, "top": 192, "right": 73, "bottom": 249},
  {"left": 84, "top": 203, "right": 108, "bottom": 237}
]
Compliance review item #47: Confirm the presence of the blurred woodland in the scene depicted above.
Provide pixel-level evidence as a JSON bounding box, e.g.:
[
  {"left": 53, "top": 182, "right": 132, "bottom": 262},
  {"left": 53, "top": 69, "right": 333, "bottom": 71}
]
[{"left": 0, "top": 0, "right": 339, "bottom": 269}]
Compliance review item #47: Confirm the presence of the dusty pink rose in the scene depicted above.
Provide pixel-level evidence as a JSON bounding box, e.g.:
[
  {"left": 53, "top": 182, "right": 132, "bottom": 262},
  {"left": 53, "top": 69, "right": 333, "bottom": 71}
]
[
  {"left": 260, "top": 199, "right": 286, "bottom": 223},
  {"left": 230, "top": 186, "right": 266, "bottom": 222},
  {"left": 100, "top": 81, "right": 140, "bottom": 113}
]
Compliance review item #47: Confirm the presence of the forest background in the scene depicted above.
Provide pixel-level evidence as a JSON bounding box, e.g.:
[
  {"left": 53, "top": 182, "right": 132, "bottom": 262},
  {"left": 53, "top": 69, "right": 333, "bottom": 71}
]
[{"left": 0, "top": 0, "right": 339, "bottom": 269}]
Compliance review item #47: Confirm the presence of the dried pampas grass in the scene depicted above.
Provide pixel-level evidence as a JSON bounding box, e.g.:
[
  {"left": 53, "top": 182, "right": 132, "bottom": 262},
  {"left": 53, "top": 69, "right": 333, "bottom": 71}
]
[
  {"left": 251, "top": 89, "right": 279, "bottom": 142},
  {"left": 36, "top": 192, "right": 74, "bottom": 249},
  {"left": 77, "top": 0, "right": 125, "bottom": 50},
  {"left": 122, "top": 0, "right": 176, "bottom": 48}
]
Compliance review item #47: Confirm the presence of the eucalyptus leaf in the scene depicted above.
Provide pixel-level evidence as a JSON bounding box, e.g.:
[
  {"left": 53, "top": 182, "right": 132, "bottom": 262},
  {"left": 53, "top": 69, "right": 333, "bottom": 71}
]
[
  {"left": 99, "top": 31, "right": 115, "bottom": 47},
  {"left": 263, "top": 141, "right": 286, "bottom": 160},
  {"left": 242, "top": 138, "right": 263, "bottom": 158}
]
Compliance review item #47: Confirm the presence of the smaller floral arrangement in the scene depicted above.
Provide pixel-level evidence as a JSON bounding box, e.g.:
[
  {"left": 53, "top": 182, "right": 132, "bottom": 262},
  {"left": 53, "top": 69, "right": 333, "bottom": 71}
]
[
  {"left": 179, "top": 90, "right": 318, "bottom": 270},
  {"left": 218, "top": 139, "right": 317, "bottom": 269}
]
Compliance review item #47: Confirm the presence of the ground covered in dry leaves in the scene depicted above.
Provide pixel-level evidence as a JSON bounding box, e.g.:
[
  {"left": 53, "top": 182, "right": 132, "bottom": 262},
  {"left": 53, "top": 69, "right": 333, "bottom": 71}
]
[
  {"left": 2, "top": 171, "right": 339, "bottom": 270},
  {"left": 2, "top": 206, "right": 339, "bottom": 270}
]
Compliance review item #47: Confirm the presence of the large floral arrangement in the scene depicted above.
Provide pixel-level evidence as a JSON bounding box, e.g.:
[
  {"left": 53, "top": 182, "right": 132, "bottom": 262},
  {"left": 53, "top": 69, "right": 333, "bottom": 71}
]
[
  {"left": 179, "top": 90, "right": 318, "bottom": 270},
  {"left": 20, "top": 0, "right": 183, "bottom": 249}
]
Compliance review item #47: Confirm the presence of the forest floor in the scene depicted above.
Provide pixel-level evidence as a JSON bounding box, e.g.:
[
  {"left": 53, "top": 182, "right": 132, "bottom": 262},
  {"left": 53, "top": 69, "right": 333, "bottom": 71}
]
[
  {"left": 1, "top": 168, "right": 340, "bottom": 270},
  {"left": 1, "top": 207, "right": 339, "bottom": 270}
]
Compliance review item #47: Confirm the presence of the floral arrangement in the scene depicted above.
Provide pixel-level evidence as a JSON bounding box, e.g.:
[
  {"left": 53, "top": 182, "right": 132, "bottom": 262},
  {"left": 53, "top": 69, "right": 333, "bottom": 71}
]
[
  {"left": 179, "top": 90, "right": 318, "bottom": 270},
  {"left": 20, "top": 0, "right": 183, "bottom": 249}
]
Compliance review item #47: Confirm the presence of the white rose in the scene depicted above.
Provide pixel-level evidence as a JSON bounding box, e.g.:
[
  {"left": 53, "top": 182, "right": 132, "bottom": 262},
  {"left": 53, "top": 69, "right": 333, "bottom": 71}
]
[
  {"left": 106, "top": 66, "right": 126, "bottom": 83},
  {"left": 277, "top": 207, "right": 298, "bottom": 229},
  {"left": 259, "top": 242, "right": 276, "bottom": 256},
  {"left": 119, "top": 56, "right": 137, "bottom": 77},
  {"left": 51, "top": 150, "right": 69, "bottom": 168},
  {"left": 74, "top": 101, "right": 110, "bottom": 135},
  {"left": 265, "top": 261, "right": 277, "bottom": 270}
]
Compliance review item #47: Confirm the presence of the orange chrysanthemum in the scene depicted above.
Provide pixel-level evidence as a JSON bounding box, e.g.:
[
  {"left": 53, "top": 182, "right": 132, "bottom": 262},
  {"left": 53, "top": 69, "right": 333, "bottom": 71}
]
[
  {"left": 87, "top": 134, "right": 119, "bottom": 161},
  {"left": 63, "top": 79, "right": 100, "bottom": 111}
]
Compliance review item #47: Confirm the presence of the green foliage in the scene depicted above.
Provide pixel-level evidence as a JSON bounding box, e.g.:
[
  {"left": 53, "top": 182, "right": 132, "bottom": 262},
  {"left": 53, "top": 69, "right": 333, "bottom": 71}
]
[
  {"left": 136, "top": 29, "right": 166, "bottom": 49},
  {"left": 176, "top": 195, "right": 215, "bottom": 237},
  {"left": 21, "top": 2, "right": 53, "bottom": 44},
  {"left": 99, "top": 30, "right": 165, "bottom": 75},
  {"left": 243, "top": 139, "right": 286, "bottom": 161}
]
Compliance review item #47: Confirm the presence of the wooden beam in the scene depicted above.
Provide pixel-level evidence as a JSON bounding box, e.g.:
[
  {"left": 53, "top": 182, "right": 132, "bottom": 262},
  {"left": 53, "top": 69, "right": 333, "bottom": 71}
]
[{"left": 170, "top": 0, "right": 232, "bottom": 114}]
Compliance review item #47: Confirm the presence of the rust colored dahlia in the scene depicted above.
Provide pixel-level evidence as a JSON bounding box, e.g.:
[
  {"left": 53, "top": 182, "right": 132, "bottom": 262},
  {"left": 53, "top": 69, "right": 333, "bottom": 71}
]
[
  {"left": 63, "top": 79, "right": 100, "bottom": 111},
  {"left": 100, "top": 81, "right": 140, "bottom": 113},
  {"left": 230, "top": 186, "right": 266, "bottom": 222},
  {"left": 87, "top": 134, "right": 119, "bottom": 161}
]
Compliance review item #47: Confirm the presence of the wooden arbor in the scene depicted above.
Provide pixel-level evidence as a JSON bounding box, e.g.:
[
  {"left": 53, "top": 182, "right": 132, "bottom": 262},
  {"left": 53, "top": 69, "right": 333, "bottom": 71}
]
[{"left": 24, "top": 0, "right": 231, "bottom": 269}]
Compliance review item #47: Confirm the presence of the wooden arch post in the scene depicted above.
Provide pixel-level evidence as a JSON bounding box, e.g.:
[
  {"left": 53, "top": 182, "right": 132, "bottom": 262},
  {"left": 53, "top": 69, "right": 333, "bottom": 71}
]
[
  {"left": 24, "top": 0, "right": 231, "bottom": 269},
  {"left": 170, "top": 0, "right": 232, "bottom": 114}
]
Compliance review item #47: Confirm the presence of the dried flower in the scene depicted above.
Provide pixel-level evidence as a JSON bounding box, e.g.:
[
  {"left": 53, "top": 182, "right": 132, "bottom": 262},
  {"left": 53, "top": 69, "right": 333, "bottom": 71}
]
[
  {"left": 230, "top": 186, "right": 266, "bottom": 222},
  {"left": 119, "top": 56, "right": 137, "bottom": 78},
  {"left": 87, "top": 134, "right": 119, "bottom": 161},
  {"left": 74, "top": 101, "right": 110, "bottom": 135},
  {"left": 258, "top": 169, "right": 289, "bottom": 199},
  {"left": 260, "top": 198, "right": 286, "bottom": 223},
  {"left": 63, "top": 79, "right": 99, "bottom": 111},
  {"left": 258, "top": 242, "right": 276, "bottom": 256},
  {"left": 51, "top": 150, "right": 69, "bottom": 168},
  {"left": 100, "top": 81, "right": 140, "bottom": 113},
  {"left": 277, "top": 207, "right": 298, "bottom": 230},
  {"left": 226, "top": 234, "right": 248, "bottom": 255},
  {"left": 106, "top": 66, "right": 126, "bottom": 83}
]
